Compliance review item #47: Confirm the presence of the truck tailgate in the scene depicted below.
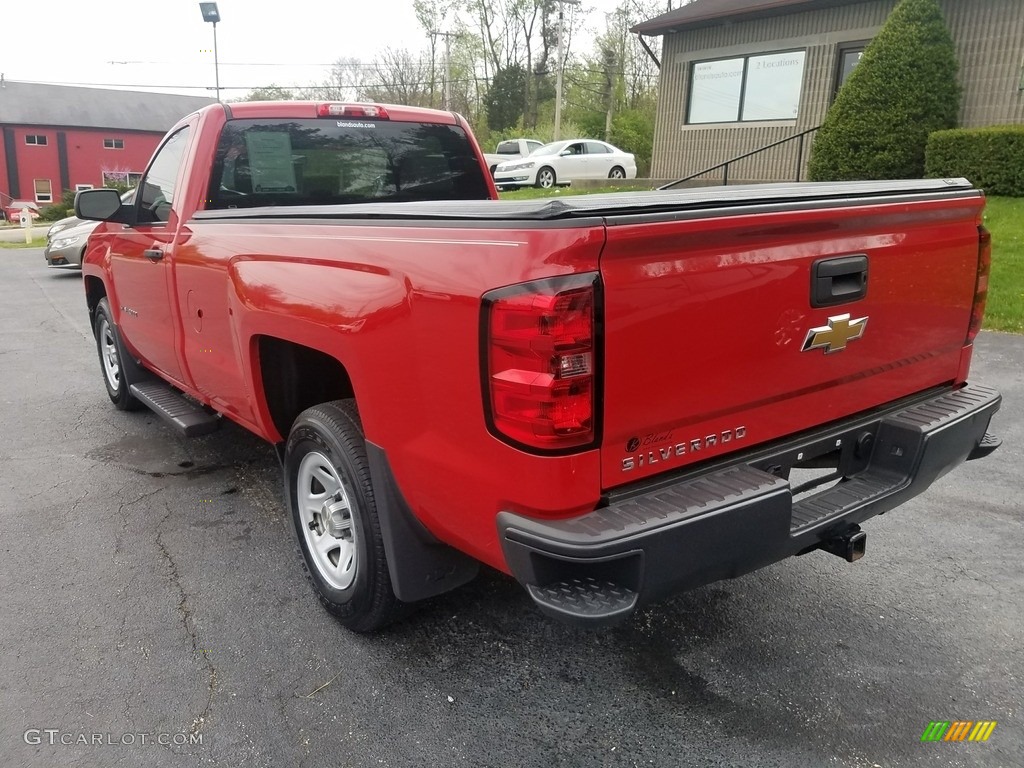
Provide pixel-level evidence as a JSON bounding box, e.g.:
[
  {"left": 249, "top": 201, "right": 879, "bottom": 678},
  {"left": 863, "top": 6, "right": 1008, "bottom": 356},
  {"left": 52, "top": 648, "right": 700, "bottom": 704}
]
[{"left": 599, "top": 190, "right": 984, "bottom": 489}]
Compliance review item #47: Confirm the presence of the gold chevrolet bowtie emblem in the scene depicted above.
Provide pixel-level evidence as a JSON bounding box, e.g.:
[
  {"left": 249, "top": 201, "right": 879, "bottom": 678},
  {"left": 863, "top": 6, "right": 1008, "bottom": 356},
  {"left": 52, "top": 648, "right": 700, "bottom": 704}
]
[{"left": 802, "top": 313, "right": 868, "bottom": 354}]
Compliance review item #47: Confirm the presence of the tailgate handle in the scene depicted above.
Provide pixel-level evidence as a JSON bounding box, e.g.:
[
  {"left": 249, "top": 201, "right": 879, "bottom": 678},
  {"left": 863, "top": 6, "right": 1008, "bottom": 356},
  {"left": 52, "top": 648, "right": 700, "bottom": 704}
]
[{"left": 812, "top": 255, "right": 867, "bottom": 307}]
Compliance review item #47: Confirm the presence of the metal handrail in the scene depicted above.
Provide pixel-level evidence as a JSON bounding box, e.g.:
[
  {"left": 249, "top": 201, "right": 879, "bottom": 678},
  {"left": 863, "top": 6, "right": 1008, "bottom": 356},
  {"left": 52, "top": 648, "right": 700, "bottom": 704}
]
[{"left": 659, "top": 125, "right": 821, "bottom": 190}]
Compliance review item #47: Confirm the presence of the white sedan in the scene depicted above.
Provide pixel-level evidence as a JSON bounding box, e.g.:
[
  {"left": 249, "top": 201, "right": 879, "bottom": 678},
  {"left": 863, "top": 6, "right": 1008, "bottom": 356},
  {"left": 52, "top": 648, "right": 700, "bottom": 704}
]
[{"left": 493, "top": 139, "right": 637, "bottom": 190}]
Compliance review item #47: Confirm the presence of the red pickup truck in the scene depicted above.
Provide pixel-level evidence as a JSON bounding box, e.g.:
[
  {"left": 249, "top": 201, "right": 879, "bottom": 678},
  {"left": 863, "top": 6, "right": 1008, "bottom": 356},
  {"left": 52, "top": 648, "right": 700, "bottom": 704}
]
[{"left": 75, "top": 101, "right": 1001, "bottom": 632}]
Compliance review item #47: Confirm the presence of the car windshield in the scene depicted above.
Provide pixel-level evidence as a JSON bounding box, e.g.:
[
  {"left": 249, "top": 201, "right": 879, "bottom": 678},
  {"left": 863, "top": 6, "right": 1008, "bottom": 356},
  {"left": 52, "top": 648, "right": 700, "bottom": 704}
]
[
  {"left": 531, "top": 143, "right": 566, "bottom": 157},
  {"left": 205, "top": 118, "right": 491, "bottom": 209}
]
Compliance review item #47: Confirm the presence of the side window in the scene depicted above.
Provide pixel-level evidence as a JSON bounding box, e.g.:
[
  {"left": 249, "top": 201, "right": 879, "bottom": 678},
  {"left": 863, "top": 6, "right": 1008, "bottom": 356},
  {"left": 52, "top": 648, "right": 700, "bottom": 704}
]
[
  {"left": 527, "top": 141, "right": 543, "bottom": 154},
  {"left": 585, "top": 142, "right": 610, "bottom": 155},
  {"left": 564, "top": 143, "right": 585, "bottom": 156},
  {"left": 137, "top": 127, "right": 191, "bottom": 224}
]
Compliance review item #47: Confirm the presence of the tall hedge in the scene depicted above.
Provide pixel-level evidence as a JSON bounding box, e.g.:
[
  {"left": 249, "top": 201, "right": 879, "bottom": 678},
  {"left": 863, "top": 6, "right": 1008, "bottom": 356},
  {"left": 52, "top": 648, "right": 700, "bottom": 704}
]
[
  {"left": 926, "top": 126, "right": 1024, "bottom": 196},
  {"left": 808, "top": 0, "right": 960, "bottom": 181}
]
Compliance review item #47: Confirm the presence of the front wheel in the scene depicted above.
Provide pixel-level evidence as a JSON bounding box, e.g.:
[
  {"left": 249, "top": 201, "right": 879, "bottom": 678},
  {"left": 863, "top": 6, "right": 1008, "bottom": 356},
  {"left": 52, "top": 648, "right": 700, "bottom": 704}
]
[
  {"left": 536, "top": 167, "right": 556, "bottom": 189},
  {"left": 609, "top": 166, "right": 626, "bottom": 180},
  {"left": 284, "top": 400, "right": 402, "bottom": 633},
  {"left": 93, "top": 298, "right": 141, "bottom": 410}
]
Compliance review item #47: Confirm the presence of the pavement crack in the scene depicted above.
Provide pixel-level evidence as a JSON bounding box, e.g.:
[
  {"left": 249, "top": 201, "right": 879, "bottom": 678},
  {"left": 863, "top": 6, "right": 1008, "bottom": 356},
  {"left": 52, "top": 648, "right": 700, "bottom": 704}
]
[
  {"left": 156, "top": 501, "right": 218, "bottom": 736},
  {"left": 112, "top": 484, "right": 165, "bottom": 558}
]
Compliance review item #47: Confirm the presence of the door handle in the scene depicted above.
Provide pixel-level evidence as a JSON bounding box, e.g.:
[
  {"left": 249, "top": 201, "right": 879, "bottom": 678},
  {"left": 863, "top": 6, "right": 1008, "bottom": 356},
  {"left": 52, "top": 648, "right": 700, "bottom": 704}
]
[
  {"left": 811, "top": 255, "right": 867, "bottom": 307},
  {"left": 143, "top": 249, "right": 164, "bottom": 262}
]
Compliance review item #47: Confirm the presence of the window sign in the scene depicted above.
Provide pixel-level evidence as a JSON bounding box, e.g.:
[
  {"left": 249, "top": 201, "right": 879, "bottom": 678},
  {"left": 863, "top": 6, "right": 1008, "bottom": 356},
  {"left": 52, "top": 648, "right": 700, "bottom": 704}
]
[
  {"left": 688, "top": 50, "right": 807, "bottom": 124},
  {"left": 244, "top": 131, "right": 297, "bottom": 192},
  {"left": 839, "top": 49, "right": 864, "bottom": 89},
  {"left": 742, "top": 51, "right": 806, "bottom": 120},
  {"left": 689, "top": 58, "right": 744, "bottom": 124}
]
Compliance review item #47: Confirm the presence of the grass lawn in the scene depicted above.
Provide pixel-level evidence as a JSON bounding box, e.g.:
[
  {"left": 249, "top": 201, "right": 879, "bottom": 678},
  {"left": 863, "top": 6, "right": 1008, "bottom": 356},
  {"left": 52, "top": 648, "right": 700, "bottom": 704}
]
[
  {"left": 500, "top": 186, "right": 1023, "bottom": 334},
  {"left": 0, "top": 237, "right": 47, "bottom": 249},
  {"left": 982, "top": 197, "right": 1023, "bottom": 333}
]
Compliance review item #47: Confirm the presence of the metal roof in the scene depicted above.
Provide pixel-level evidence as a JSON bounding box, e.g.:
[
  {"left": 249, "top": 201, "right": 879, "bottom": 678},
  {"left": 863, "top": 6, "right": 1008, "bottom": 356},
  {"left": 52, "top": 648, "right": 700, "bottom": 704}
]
[
  {"left": 632, "top": 0, "right": 863, "bottom": 35},
  {"left": 0, "top": 80, "right": 217, "bottom": 132}
]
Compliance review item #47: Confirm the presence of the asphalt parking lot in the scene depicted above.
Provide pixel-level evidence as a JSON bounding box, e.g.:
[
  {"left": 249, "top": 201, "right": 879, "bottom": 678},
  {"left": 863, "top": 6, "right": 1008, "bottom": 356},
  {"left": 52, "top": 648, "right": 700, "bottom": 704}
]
[{"left": 1, "top": 249, "right": 1020, "bottom": 768}]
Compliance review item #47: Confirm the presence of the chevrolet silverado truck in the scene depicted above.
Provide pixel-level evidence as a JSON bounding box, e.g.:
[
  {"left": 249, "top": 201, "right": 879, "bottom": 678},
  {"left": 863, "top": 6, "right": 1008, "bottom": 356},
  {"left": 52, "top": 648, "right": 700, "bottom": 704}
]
[{"left": 75, "top": 101, "right": 1002, "bottom": 632}]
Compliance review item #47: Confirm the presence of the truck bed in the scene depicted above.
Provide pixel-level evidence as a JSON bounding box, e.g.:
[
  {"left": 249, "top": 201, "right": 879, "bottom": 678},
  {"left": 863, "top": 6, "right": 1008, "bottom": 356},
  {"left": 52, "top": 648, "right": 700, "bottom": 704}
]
[{"left": 191, "top": 178, "right": 977, "bottom": 222}]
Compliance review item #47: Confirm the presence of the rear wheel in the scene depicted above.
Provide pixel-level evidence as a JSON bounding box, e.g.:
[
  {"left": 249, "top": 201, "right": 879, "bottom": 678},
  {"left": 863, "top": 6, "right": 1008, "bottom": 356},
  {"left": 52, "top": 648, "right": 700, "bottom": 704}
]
[
  {"left": 284, "top": 400, "right": 402, "bottom": 633},
  {"left": 536, "top": 167, "right": 556, "bottom": 189},
  {"left": 93, "top": 298, "right": 141, "bottom": 410},
  {"left": 609, "top": 166, "right": 626, "bottom": 180}
]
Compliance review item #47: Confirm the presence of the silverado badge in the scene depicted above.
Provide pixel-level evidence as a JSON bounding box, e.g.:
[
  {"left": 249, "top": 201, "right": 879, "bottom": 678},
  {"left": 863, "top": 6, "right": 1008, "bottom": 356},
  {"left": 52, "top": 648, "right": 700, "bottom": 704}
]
[{"left": 802, "top": 313, "right": 868, "bottom": 354}]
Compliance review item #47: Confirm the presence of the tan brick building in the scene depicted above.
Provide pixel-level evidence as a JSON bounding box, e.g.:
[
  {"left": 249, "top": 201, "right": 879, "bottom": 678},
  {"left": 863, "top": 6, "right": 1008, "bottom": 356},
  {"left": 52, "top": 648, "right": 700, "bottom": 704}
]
[{"left": 633, "top": 0, "right": 1024, "bottom": 183}]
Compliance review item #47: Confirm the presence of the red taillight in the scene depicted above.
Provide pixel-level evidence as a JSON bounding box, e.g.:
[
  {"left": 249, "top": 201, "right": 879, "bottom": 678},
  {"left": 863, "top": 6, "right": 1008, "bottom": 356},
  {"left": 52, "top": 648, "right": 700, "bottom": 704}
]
[
  {"left": 483, "top": 274, "right": 600, "bottom": 452},
  {"left": 316, "top": 103, "right": 390, "bottom": 119},
  {"left": 967, "top": 226, "right": 992, "bottom": 344}
]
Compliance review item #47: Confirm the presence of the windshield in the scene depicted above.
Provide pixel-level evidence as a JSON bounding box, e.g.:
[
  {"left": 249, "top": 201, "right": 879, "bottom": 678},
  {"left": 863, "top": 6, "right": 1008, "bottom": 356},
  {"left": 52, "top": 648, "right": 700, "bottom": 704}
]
[
  {"left": 205, "top": 118, "right": 490, "bottom": 209},
  {"left": 531, "top": 143, "right": 565, "bottom": 157}
]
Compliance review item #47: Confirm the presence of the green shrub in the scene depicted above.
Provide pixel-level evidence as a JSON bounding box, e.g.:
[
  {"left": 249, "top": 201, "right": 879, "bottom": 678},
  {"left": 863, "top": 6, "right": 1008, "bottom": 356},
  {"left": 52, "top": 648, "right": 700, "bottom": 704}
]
[
  {"left": 39, "top": 205, "right": 71, "bottom": 222},
  {"left": 808, "top": 0, "right": 960, "bottom": 181},
  {"left": 926, "top": 125, "right": 1024, "bottom": 196}
]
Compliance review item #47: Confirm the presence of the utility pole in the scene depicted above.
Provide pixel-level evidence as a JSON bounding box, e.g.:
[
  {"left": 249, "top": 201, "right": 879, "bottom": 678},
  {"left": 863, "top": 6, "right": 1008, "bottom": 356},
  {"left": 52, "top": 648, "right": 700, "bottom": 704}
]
[
  {"left": 431, "top": 30, "right": 458, "bottom": 110},
  {"left": 553, "top": 0, "right": 580, "bottom": 141}
]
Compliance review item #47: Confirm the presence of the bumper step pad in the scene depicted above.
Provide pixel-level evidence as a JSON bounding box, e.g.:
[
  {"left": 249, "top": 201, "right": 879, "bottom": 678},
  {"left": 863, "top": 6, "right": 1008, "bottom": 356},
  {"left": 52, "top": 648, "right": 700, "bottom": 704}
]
[
  {"left": 527, "top": 578, "right": 638, "bottom": 627},
  {"left": 129, "top": 382, "right": 220, "bottom": 437}
]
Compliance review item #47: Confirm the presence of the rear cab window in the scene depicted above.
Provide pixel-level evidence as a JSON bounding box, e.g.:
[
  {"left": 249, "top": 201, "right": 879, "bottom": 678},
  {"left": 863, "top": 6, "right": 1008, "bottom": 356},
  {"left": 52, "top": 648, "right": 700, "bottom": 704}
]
[{"left": 205, "top": 118, "right": 490, "bottom": 209}]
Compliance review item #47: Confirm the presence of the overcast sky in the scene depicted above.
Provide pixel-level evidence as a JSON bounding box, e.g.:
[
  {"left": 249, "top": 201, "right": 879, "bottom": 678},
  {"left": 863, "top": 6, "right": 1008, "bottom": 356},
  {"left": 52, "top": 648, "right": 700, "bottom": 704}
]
[{"left": 2, "top": 0, "right": 633, "bottom": 98}]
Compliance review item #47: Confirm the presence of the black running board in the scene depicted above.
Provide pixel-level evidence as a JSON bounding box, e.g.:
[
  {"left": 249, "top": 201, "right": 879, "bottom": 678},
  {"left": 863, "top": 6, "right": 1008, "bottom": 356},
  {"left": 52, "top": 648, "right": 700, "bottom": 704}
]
[{"left": 129, "top": 382, "right": 220, "bottom": 437}]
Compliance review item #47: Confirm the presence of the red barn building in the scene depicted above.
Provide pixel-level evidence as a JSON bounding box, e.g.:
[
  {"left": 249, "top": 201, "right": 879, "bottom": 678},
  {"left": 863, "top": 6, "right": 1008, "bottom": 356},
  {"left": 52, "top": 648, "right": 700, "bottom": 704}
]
[{"left": 0, "top": 79, "right": 215, "bottom": 215}]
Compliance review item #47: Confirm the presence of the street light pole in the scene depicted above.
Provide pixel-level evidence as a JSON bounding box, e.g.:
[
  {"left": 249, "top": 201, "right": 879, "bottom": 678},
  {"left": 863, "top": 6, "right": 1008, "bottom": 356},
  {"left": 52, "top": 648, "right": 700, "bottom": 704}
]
[
  {"left": 199, "top": 3, "right": 222, "bottom": 102},
  {"left": 553, "top": 0, "right": 580, "bottom": 141}
]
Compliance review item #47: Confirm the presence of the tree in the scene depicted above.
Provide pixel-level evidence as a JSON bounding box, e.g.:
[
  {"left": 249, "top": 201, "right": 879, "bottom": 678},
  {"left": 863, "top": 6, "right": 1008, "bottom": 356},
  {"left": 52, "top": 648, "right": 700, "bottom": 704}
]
[
  {"left": 808, "top": 0, "right": 960, "bottom": 181},
  {"left": 486, "top": 64, "right": 527, "bottom": 131},
  {"left": 236, "top": 84, "right": 297, "bottom": 102}
]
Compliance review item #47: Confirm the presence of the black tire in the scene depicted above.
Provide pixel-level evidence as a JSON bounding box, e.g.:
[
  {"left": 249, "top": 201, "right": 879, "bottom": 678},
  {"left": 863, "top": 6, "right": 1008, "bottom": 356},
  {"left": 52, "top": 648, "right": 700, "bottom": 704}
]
[
  {"left": 609, "top": 166, "right": 626, "bottom": 180},
  {"left": 93, "top": 298, "right": 142, "bottom": 410},
  {"left": 284, "top": 400, "right": 402, "bottom": 633},
  {"left": 536, "top": 166, "right": 556, "bottom": 189}
]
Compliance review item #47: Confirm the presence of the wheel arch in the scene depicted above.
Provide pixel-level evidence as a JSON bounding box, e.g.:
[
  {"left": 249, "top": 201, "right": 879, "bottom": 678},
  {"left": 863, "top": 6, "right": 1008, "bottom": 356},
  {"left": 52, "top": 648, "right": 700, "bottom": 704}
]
[
  {"left": 84, "top": 275, "right": 107, "bottom": 321},
  {"left": 255, "top": 335, "right": 357, "bottom": 444}
]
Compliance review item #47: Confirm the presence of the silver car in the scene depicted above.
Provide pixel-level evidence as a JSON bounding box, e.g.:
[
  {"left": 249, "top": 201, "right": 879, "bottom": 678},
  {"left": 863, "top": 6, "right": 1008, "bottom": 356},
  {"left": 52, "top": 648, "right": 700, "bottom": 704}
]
[
  {"left": 44, "top": 219, "right": 99, "bottom": 269},
  {"left": 44, "top": 189, "right": 134, "bottom": 269}
]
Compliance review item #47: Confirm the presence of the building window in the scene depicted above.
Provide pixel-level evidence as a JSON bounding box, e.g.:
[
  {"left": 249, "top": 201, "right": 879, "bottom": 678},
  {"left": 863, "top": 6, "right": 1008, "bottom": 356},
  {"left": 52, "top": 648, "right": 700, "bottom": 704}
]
[
  {"left": 25, "top": 134, "right": 48, "bottom": 146},
  {"left": 835, "top": 43, "right": 867, "bottom": 96},
  {"left": 104, "top": 138, "right": 125, "bottom": 149},
  {"left": 34, "top": 179, "right": 53, "bottom": 203},
  {"left": 688, "top": 50, "right": 807, "bottom": 124},
  {"left": 75, "top": 184, "right": 94, "bottom": 192},
  {"left": 102, "top": 171, "right": 143, "bottom": 187}
]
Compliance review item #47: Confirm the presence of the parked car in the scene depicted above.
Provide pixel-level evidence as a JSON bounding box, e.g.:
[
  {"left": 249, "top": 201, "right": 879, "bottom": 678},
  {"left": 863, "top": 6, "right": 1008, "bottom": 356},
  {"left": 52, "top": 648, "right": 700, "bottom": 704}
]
[
  {"left": 493, "top": 139, "right": 637, "bottom": 189},
  {"left": 45, "top": 190, "right": 134, "bottom": 267},
  {"left": 44, "top": 220, "right": 100, "bottom": 269},
  {"left": 482, "top": 138, "right": 544, "bottom": 175},
  {"left": 3, "top": 201, "right": 40, "bottom": 223},
  {"left": 47, "top": 214, "right": 81, "bottom": 239}
]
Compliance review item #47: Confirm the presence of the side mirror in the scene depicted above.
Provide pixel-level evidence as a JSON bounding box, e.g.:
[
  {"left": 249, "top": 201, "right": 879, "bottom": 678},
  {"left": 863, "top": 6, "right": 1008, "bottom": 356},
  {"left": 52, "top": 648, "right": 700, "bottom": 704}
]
[{"left": 75, "top": 188, "right": 134, "bottom": 224}]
